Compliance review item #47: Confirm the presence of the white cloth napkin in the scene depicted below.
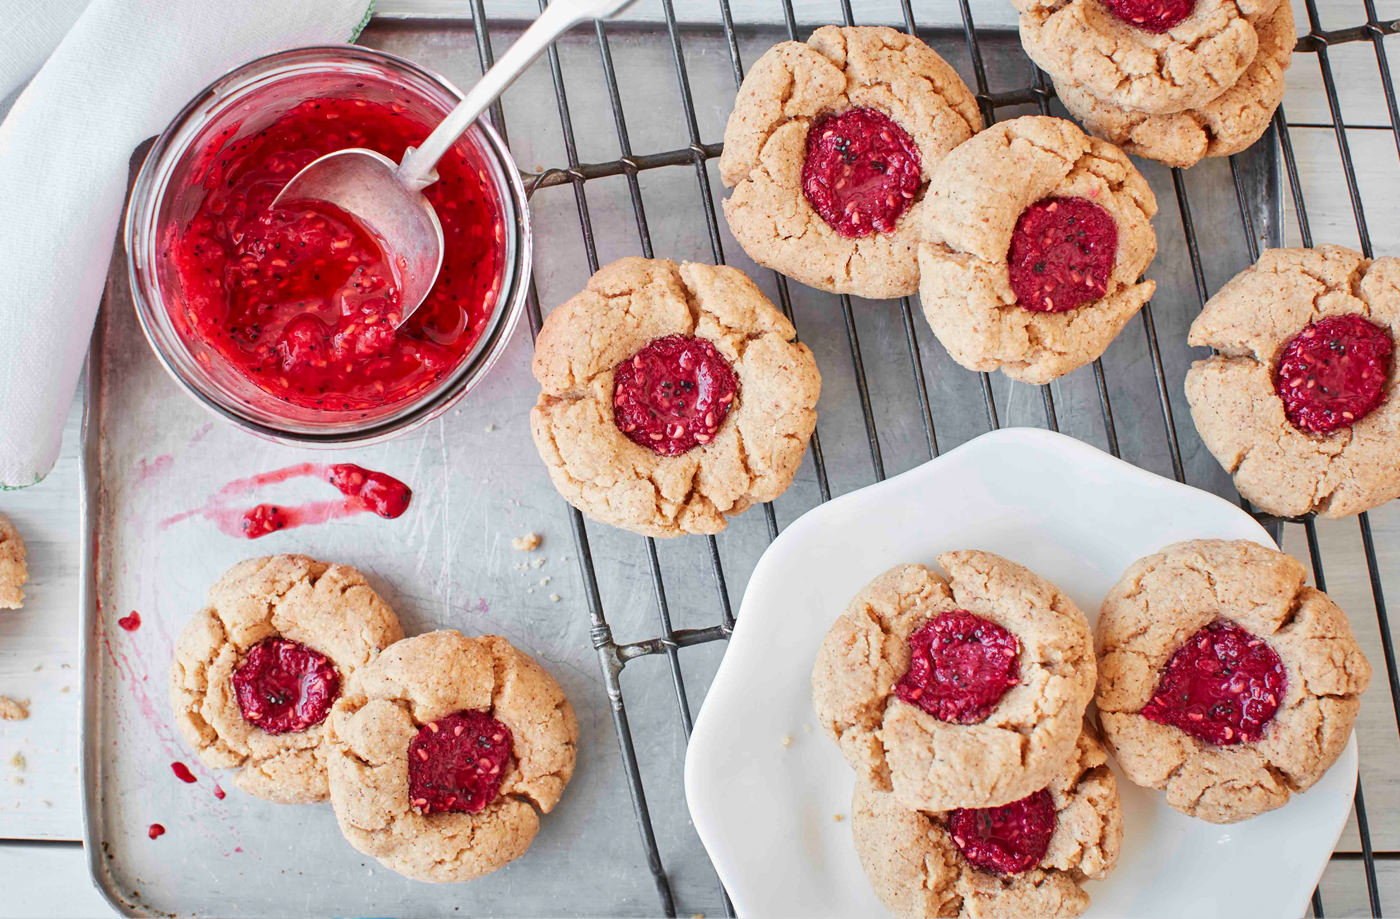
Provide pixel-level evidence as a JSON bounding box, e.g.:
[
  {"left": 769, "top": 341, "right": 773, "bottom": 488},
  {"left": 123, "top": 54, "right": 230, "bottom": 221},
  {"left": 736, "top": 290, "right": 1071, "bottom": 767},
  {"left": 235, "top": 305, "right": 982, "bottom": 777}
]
[{"left": 0, "top": 0, "right": 373, "bottom": 487}]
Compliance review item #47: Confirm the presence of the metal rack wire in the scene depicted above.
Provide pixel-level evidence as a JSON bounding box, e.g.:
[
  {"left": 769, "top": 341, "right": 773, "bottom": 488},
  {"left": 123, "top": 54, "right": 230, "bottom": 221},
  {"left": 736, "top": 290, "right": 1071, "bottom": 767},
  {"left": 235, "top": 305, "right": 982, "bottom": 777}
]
[{"left": 458, "top": 2, "right": 1400, "bottom": 915}]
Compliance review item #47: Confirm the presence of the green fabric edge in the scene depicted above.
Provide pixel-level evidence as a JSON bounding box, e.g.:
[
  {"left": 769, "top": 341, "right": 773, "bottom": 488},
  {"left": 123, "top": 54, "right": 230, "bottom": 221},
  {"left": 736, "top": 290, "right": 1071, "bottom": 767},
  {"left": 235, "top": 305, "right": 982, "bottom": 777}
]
[{"left": 350, "top": 0, "right": 376, "bottom": 41}]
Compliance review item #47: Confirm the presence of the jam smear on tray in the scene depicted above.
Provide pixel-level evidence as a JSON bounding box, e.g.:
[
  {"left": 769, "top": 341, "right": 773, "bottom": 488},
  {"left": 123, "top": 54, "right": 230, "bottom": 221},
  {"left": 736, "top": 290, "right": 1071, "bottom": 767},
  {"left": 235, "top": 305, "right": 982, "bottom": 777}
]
[
  {"left": 1274, "top": 314, "right": 1392, "bottom": 435},
  {"left": 613, "top": 335, "right": 738, "bottom": 456},
  {"left": 1140, "top": 620, "right": 1286, "bottom": 745},
  {"left": 1101, "top": 0, "right": 1196, "bottom": 32},
  {"left": 1007, "top": 196, "right": 1118, "bottom": 313},
  {"left": 947, "top": 788, "right": 1057, "bottom": 875},
  {"left": 169, "top": 95, "right": 505, "bottom": 412},
  {"left": 895, "top": 610, "right": 1021, "bottom": 724},
  {"left": 408, "top": 710, "right": 514, "bottom": 815},
  {"left": 801, "top": 107, "right": 922, "bottom": 238},
  {"left": 231, "top": 637, "right": 341, "bottom": 734}
]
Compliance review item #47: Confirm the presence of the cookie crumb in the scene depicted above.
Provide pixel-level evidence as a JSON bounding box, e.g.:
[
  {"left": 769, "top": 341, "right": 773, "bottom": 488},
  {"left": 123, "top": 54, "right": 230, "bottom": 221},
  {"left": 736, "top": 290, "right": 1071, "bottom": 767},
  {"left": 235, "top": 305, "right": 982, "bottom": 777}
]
[
  {"left": 512, "top": 532, "right": 542, "bottom": 552},
  {"left": 484, "top": 423, "right": 497, "bottom": 433},
  {"left": 833, "top": 813, "right": 846, "bottom": 823},
  {"left": 780, "top": 734, "right": 793, "bottom": 748},
  {"left": 0, "top": 513, "right": 28, "bottom": 610},
  {"left": 10, "top": 752, "right": 25, "bottom": 770},
  {"left": 539, "top": 576, "right": 551, "bottom": 586},
  {"left": 531, "top": 557, "right": 547, "bottom": 569},
  {"left": 549, "top": 594, "right": 561, "bottom": 603},
  {"left": 0, "top": 697, "right": 29, "bottom": 721}
]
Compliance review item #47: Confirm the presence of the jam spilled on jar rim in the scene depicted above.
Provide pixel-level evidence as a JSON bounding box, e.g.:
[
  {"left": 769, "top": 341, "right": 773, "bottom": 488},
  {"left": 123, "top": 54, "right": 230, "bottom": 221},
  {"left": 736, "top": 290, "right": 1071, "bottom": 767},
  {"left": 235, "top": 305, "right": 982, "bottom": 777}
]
[
  {"left": 1007, "top": 196, "right": 1118, "bottom": 313},
  {"left": 801, "top": 107, "right": 922, "bottom": 238},
  {"left": 167, "top": 92, "right": 506, "bottom": 413},
  {"left": 895, "top": 610, "right": 1021, "bottom": 724},
  {"left": 231, "top": 637, "right": 341, "bottom": 735},
  {"left": 613, "top": 335, "right": 739, "bottom": 456},
  {"left": 1274, "top": 314, "right": 1393, "bottom": 435},
  {"left": 947, "top": 788, "right": 1057, "bottom": 875},
  {"left": 408, "top": 710, "right": 514, "bottom": 815}
]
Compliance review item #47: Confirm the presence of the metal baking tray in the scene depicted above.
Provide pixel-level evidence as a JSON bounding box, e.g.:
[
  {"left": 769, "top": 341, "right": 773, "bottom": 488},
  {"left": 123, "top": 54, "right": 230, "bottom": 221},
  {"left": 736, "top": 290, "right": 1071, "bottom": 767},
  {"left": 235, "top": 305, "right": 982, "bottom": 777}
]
[{"left": 76, "top": 4, "right": 1316, "bottom": 917}]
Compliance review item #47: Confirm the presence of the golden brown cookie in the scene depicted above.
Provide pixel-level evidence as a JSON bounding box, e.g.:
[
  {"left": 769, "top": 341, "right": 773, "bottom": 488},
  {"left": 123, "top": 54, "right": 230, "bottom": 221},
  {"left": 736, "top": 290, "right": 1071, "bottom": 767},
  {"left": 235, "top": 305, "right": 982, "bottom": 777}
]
[
  {"left": 852, "top": 725, "right": 1121, "bottom": 919},
  {"left": 1186, "top": 246, "right": 1400, "bottom": 518},
  {"left": 531, "top": 257, "right": 820, "bottom": 537},
  {"left": 811, "top": 551, "right": 1096, "bottom": 812},
  {"left": 1014, "top": 0, "right": 1282, "bottom": 116},
  {"left": 1055, "top": 1, "right": 1294, "bottom": 168},
  {"left": 0, "top": 513, "right": 27, "bottom": 610},
  {"left": 1097, "top": 539, "right": 1371, "bottom": 823},
  {"left": 325, "top": 630, "right": 578, "bottom": 883},
  {"left": 719, "top": 25, "right": 982, "bottom": 299},
  {"left": 169, "top": 555, "right": 404, "bottom": 804},
  {"left": 917, "top": 116, "right": 1157, "bottom": 384}
]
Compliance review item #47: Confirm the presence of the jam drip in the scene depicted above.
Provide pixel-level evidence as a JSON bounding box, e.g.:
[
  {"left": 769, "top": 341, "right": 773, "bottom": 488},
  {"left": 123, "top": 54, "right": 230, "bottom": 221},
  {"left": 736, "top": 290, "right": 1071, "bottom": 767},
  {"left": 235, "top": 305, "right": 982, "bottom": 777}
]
[
  {"left": 801, "top": 108, "right": 922, "bottom": 238},
  {"left": 408, "top": 710, "right": 514, "bottom": 815},
  {"left": 1140, "top": 620, "right": 1286, "bottom": 746},
  {"left": 1101, "top": 0, "right": 1197, "bottom": 32},
  {"left": 613, "top": 335, "right": 738, "bottom": 456},
  {"left": 947, "top": 789, "right": 1057, "bottom": 876},
  {"left": 1007, "top": 196, "right": 1118, "bottom": 313},
  {"left": 895, "top": 610, "right": 1021, "bottom": 724},
  {"left": 231, "top": 637, "right": 341, "bottom": 734},
  {"left": 1274, "top": 314, "right": 1393, "bottom": 435}
]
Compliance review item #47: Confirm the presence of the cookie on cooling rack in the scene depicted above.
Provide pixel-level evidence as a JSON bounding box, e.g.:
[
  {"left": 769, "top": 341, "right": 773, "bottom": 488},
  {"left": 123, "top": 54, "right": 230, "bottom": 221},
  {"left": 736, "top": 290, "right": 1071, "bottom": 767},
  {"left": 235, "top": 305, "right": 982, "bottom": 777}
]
[
  {"left": 853, "top": 724, "right": 1121, "bottom": 919},
  {"left": 719, "top": 25, "right": 982, "bottom": 299},
  {"left": 916, "top": 116, "right": 1157, "bottom": 384},
  {"left": 1186, "top": 246, "right": 1400, "bottom": 519},
  {"left": 0, "top": 513, "right": 27, "bottom": 609},
  {"left": 169, "top": 555, "right": 404, "bottom": 804},
  {"left": 530, "top": 257, "right": 820, "bottom": 538},
  {"left": 325, "top": 630, "right": 578, "bottom": 883},
  {"left": 1097, "top": 539, "right": 1371, "bottom": 823},
  {"left": 811, "top": 551, "right": 1096, "bottom": 811},
  {"left": 1052, "top": 0, "right": 1294, "bottom": 168},
  {"left": 1014, "top": 0, "right": 1281, "bottom": 117}
]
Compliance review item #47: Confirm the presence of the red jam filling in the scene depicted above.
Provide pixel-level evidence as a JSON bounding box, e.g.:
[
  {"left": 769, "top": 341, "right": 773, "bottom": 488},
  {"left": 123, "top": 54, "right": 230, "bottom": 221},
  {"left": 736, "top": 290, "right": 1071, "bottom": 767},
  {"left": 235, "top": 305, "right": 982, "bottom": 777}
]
[
  {"left": 801, "top": 107, "right": 922, "bottom": 238},
  {"left": 613, "top": 335, "right": 738, "bottom": 456},
  {"left": 1007, "top": 197, "right": 1118, "bottom": 313},
  {"left": 1101, "top": 0, "right": 1196, "bottom": 32},
  {"left": 169, "top": 94, "right": 505, "bottom": 412},
  {"left": 231, "top": 637, "right": 340, "bottom": 734},
  {"left": 408, "top": 710, "right": 514, "bottom": 815},
  {"left": 895, "top": 610, "right": 1021, "bottom": 724},
  {"left": 947, "top": 789, "right": 1056, "bottom": 875},
  {"left": 1140, "top": 621, "right": 1286, "bottom": 746},
  {"left": 1274, "top": 314, "right": 1393, "bottom": 435}
]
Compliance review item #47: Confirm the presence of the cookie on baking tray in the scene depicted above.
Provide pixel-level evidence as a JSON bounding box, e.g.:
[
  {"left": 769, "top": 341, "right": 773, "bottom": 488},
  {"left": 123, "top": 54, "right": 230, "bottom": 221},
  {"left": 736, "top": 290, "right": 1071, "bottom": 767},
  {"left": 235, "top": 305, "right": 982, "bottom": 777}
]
[
  {"left": 1015, "top": 0, "right": 1282, "bottom": 117},
  {"left": 1097, "top": 539, "right": 1371, "bottom": 823},
  {"left": 169, "top": 554, "right": 404, "bottom": 804},
  {"left": 719, "top": 25, "right": 982, "bottom": 299},
  {"left": 0, "top": 513, "right": 27, "bottom": 610},
  {"left": 811, "top": 551, "right": 1096, "bottom": 812},
  {"left": 325, "top": 629, "right": 578, "bottom": 883},
  {"left": 1052, "top": 0, "right": 1294, "bottom": 168},
  {"left": 1186, "top": 246, "right": 1400, "bottom": 519},
  {"left": 917, "top": 116, "right": 1158, "bottom": 384},
  {"left": 853, "top": 724, "right": 1121, "bottom": 919},
  {"left": 530, "top": 257, "right": 820, "bottom": 538}
]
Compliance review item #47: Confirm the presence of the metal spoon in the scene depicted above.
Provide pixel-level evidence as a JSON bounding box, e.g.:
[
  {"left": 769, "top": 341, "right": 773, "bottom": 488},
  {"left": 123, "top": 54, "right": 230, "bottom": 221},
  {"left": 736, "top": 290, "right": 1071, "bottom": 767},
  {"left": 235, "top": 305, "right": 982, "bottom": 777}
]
[{"left": 272, "top": 0, "right": 637, "bottom": 326}]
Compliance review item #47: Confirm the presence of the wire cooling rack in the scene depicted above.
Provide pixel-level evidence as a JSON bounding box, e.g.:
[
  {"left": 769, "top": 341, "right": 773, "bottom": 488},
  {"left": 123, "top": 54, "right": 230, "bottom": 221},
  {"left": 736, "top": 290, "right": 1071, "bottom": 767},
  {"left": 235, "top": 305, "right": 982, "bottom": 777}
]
[{"left": 451, "top": 1, "right": 1400, "bottom": 915}]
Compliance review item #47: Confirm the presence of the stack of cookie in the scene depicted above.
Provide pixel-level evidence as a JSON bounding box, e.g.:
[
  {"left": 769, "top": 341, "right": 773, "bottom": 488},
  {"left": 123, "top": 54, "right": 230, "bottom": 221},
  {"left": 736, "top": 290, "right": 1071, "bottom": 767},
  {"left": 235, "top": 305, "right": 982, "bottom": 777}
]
[
  {"left": 170, "top": 554, "right": 579, "bottom": 883},
  {"left": 1015, "top": 0, "right": 1295, "bottom": 168}
]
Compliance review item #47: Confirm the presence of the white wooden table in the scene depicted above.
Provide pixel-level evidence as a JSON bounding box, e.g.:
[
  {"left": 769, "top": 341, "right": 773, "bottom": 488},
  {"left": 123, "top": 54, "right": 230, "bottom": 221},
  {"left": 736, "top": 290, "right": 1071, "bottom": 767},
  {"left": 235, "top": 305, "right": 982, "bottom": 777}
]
[{"left": 2, "top": 1, "right": 1399, "bottom": 915}]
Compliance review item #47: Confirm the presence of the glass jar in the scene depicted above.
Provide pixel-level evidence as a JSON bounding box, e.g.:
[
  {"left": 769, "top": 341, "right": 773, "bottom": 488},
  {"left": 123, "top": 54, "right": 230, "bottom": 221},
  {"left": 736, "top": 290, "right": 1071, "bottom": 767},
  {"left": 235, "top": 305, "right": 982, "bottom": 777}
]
[{"left": 125, "top": 46, "right": 531, "bottom": 445}]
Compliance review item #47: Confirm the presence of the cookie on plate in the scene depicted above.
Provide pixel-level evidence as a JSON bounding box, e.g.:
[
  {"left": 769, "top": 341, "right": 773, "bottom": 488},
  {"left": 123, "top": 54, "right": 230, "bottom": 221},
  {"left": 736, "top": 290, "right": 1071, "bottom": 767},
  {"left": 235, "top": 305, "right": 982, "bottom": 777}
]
[
  {"left": 811, "top": 551, "right": 1096, "bottom": 811},
  {"left": 325, "top": 630, "right": 578, "bottom": 883},
  {"left": 0, "top": 513, "right": 27, "bottom": 609},
  {"left": 1186, "top": 246, "right": 1400, "bottom": 518},
  {"left": 1015, "top": 0, "right": 1281, "bottom": 116},
  {"left": 719, "top": 25, "right": 982, "bottom": 299},
  {"left": 853, "top": 725, "right": 1121, "bottom": 919},
  {"left": 531, "top": 257, "right": 820, "bottom": 537},
  {"left": 917, "top": 116, "right": 1157, "bottom": 383},
  {"left": 169, "top": 555, "right": 404, "bottom": 804},
  {"left": 1053, "top": 1, "right": 1294, "bottom": 168},
  {"left": 1097, "top": 539, "right": 1371, "bottom": 823}
]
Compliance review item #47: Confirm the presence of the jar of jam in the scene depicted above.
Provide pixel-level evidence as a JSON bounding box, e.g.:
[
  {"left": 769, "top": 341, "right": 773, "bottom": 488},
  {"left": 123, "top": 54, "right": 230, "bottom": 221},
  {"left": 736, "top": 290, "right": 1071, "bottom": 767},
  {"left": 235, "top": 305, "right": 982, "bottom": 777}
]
[{"left": 126, "top": 46, "right": 531, "bottom": 444}]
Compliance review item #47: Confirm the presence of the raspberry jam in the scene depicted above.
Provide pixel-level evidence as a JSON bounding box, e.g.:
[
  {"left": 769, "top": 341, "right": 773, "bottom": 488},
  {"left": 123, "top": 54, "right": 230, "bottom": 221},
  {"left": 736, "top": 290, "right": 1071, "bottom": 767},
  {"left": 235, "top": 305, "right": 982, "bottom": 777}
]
[
  {"left": 613, "top": 335, "right": 738, "bottom": 456},
  {"left": 1101, "top": 0, "right": 1196, "bottom": 32},
  {"left": 1274, "top": 314, "right": 1393, "bottom": 435},
  {"left": 231, "top": 637, "right": 340, "bottom": 735},
  {"left": 801, "top": 108, "right": 922, "bottom": 238},
  {"left": 1140, "top": 621, "right": 1286, "bottom": 746},
  {"left": 947, "top": 789, "right": 1056, "bottom": 876},
  {"left": 168, "top": 94, "right": 505, "bottom": 412},
  {"left": 895, "top": 610, "right": 1021, "bottom": 724},
  {"left": 408, "top": 710, "right": 514, "bottom": 815},
  {"left": 1007, "top": 197, "right": 1118, "bottom": 313}
]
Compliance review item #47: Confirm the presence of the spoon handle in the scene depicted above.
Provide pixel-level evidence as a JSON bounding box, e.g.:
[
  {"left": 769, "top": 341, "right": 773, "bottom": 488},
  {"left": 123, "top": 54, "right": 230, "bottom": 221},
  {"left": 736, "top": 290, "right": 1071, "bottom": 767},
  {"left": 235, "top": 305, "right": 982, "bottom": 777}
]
[{"left": 397, "top": 0, "right": 638, "bottom": 190}]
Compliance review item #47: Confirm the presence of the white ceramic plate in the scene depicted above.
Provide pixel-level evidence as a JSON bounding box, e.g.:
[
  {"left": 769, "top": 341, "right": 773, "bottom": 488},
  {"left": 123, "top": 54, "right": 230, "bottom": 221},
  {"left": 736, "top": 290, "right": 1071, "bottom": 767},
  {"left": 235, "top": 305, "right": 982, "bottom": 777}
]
[{"left": 685, "top": 427, "right": 1357, "bottom": 919}]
